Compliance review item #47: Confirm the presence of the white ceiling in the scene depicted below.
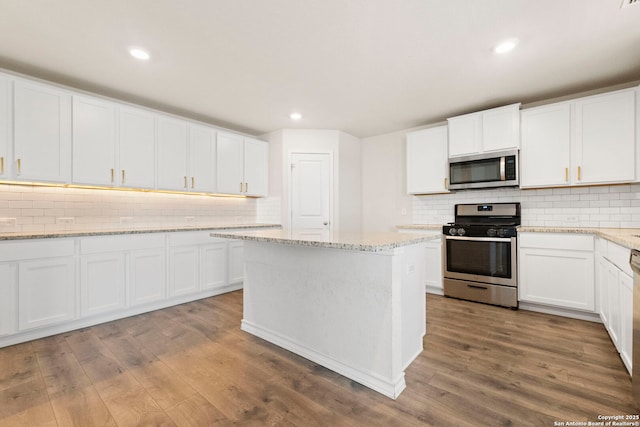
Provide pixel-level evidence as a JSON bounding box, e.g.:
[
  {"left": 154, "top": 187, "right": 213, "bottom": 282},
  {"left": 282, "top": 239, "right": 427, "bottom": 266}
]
[{"left": 0, "top": 0, "right": 639, "bottom": 138}]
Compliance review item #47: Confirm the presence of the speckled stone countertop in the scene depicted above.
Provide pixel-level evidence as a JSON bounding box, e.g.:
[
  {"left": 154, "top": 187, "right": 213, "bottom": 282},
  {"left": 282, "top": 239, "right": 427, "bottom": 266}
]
[
  {"left": 210, "top": 229, "right": 438, "bottom": 252},
  {"left": 396, "top": 224, "right": 442, "bottom": 231},
  {"left": 519, "top": 226, "right": 640, "bottom": 250},
  {"left": 0, "top": 223, "right": 281, "bottom": 241}
]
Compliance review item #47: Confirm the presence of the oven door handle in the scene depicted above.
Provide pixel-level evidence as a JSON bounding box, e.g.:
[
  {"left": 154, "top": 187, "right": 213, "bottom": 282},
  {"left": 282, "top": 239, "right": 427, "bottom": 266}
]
[
  {"left": 445, "top": 236, "right": 513, "bottom": 243},
  {"left": 500, "top": 156, "right": 506, "bottom": 181}
]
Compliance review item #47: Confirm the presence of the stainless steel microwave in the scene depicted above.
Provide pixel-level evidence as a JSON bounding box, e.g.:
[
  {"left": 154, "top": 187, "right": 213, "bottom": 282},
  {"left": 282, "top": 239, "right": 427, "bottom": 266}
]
[{"left": 447, "top": 149, "right": 519, "bottom": 190}]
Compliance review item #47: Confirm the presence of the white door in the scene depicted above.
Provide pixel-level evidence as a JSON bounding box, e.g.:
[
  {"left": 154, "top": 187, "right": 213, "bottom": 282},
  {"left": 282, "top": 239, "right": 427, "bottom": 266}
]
[
  {"left": 80, "top": 253, "right": 126, "bottom": 317},
  {"left": 290, "top": 153, "right": 331, "bottom": 237}
]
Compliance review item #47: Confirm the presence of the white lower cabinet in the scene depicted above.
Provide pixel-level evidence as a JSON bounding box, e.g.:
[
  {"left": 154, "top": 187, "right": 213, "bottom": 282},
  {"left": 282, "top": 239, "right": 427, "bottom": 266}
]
[
  {"left": 130, "top": 248, "right": 167, "bottom": 306},
  {"left": 518, "top": 233, "right": 595, "bottom": 312},
  {"left": 228, "top": 241, "right": 245, "bottom": 285},
  {"left": 169, "top": 246, "right": 199, "bottom": 297},
  {"left": 19, "top": 257, "right": 76, "bottom": 331},
  {"left": 201, "top": 241, "right": 229, "bottom": 290},
  {"left": 597, "top": 238, "right": 633, "bottom": 374},
  {"left": 0, "top": 264, "right": 16, "bottom": 336},
  {"left": 80, "top": 253, "right": 126, "bottom": 317}
]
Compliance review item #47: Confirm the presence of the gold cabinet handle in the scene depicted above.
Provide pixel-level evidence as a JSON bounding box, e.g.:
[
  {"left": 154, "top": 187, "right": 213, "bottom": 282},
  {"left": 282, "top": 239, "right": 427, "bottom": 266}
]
[
  {"left": 444, "top": 177, "right": 448, "bottom": 189},
  {"left": 245, "top": 182, "right": 248, "bottom": 193},
  {"left": 577, "top": 166, "right": 581, "bottom": 181},
  {"left": 184, "top": 176, "right": 188, "bottom": 188},
  {"left": 17, "top": 158, "right": 21, "bottom": 175},
  {"left": 121, "top": 169, "right": 125, "bottom": 184},
  {"left": 240, "top": 182, "right": 243, "bottom": 192},
  {"left": 111, "top": 168, "right": 115, "bottom": 183},
  {"left": 0, "top": 157, "right": 4, "bottom": 174},
  {"left": 565, "top": 167, "right": 568, "bottom": 182},
  {"left": 191, "top": 177, "right": 195, "bottom": 189}
]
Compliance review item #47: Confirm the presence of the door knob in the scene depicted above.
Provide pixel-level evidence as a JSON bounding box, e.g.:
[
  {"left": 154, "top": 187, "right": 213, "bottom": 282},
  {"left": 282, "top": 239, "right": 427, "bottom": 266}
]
[{"left": 323, "top": 222, "right": 329, "bottom": 226}]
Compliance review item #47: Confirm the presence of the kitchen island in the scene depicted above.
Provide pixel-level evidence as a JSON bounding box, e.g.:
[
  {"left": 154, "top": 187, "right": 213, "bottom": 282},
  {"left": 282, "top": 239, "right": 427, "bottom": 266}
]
[{"left": 209, "top": 229, "right": 435, "bottom": 399}]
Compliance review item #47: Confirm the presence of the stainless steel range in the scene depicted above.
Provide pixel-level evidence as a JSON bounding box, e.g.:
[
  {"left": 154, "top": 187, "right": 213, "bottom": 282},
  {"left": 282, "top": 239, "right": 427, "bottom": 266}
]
[{"left": 442, "top": 202, "right": 520, "bottom": 308}]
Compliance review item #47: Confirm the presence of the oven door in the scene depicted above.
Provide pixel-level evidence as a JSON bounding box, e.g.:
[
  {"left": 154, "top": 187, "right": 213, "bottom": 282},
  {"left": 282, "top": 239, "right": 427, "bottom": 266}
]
[{"left": 443, "top": 235, "right": 517, "bottom": 287}]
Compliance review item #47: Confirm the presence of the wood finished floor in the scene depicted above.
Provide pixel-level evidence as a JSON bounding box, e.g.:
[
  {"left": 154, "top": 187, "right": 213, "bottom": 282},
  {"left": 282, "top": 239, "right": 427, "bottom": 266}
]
[{"left": 0, "top": 291, "right": 637, "bottom": 426}]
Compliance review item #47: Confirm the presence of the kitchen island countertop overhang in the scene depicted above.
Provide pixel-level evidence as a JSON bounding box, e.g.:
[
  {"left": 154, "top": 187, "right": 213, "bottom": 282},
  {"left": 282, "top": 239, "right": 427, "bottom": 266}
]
[{"left": 210, "top": 229, "right": 435, "bottom": 399}]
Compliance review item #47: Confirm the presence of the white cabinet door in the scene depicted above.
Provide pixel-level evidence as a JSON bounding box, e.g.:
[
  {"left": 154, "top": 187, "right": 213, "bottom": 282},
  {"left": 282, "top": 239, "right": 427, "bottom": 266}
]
[
  {"left": 201, "top": 242, "right": 228, "bottom": 291},
  {"left": 80, "top": 253, "right": 126, "bottom": 317},
  {"left": 573, "top": 89, "right": 636, "bottom": 185},
  {"left": 520, "top": 103, "right": 572, "bottom": 188},
  {"left": 169, "top": 246, "right": 199, "bottom": 296},
  {"left": 598, "top": 255, "right": 610, "bottom": 328},
  {"left": 13, "top": 79, "right": 71, "bottom": 183},
  {"left": 216, "top": 132, "right": 244, "bottom": 195},
  {"left": 447, "top": 114, "right": 481, "bottom": 157},
  {"left": 18, "top": 257, "right": 75, "bottom": 330},
  {"left": 243, "top": 138, "right": 268, "bottom": 197},
  {"left": 0, "top": 74, "right": 10, "bottom": 179},
  {"left": 425, "top": 237, "right": 443, "bottom": 294},
  {"left": 620, "top": 271, "right": 633, "bottom": 373},
  {"left": 481, "top": 104, "right": 520, "bottom": 152},
  {"left": 228, "top": 241, "right": 244, "bottom": 285},
  {"left": 72, "top": 95, "right": 117, "bottom": 186},
  {"left": 0, "top": 263, "right": 15, "bottom": 336},
  {"left": 157, "top": 116, "right": 189, "bottom": 191},
  {"left": 518, "top": 233, "right": 595, "bottom": 312},
  {"left": 119, "top": 106, "right": 156, "bottom": 189},
  {"left": 189, "top": 125, "right": 216, "bottom": 192},
  {"left": 130, "top": 248, "right": 166, "bottom": 306},
  {"left": 606, "top": 260, "right": 621, "bottom": 351},
  {"left": 406, "top": 126, "right": 449, "bottom": 194}
]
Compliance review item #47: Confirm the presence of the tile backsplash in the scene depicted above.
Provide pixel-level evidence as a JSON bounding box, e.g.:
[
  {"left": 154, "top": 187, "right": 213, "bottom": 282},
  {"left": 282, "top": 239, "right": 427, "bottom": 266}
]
[
  {"left": 412, "top": 184, "right": 640, "bottom": 228},
  {"left": 0, "top": 184, "right": 259, "bottom": 233}
]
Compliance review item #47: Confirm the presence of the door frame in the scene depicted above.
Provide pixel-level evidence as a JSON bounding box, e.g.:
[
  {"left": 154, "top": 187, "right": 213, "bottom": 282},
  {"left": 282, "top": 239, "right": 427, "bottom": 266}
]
[{"left": 288, "top": 151, "right": 334, "bottom": 232}]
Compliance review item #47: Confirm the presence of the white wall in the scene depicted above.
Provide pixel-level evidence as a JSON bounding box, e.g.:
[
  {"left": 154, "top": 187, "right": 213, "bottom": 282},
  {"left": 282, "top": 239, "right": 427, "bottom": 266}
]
[{"left": 338, "top": 131, "right": 362, "bottom": 231}]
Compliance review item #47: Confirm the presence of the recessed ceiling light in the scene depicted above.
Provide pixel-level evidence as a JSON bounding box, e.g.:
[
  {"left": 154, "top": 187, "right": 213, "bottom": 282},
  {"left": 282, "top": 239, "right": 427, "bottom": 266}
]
[
  {"left": 129, "top": 47, "right": 150, "bottom": 60},
  {"left": 493, "top": 38, "right": 519, "bottom": 55},
  {"left": 290, "top": 112, "right": 302, "bottom": 120}
]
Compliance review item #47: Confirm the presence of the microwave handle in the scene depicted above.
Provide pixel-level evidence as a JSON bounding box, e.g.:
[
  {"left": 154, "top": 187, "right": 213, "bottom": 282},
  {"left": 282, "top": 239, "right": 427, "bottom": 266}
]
[{"left": 500, "top": 157, "right": 506, "bottom": 181}]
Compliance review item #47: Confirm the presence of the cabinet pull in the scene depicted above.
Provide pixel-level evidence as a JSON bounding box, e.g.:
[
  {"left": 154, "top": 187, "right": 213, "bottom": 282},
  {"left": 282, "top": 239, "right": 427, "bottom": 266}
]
[
  {"left": 565, "top": 167, "right": 568, "bottom": 182},
  {"left": 121, "top": 169, "right": 125, "bottom": 184},
  {"left": 577, "top": 166, "right": 581, "bottom": 181},
  {"left": 111, "top": 168, "right": 115, "bottom": 183},
  {"left": 444, "top": 177, "right": 447, "bottom": 189},
  {"left": 0, "top": 157, "right": 3, "bottom": 174},
  {"left": 184, "top": 176, "right": 188, "bottom": 188},
  {"left": 245, "top": 182, "right": 248, "bottom": 193},
  {"left": 17, "top": 158, "right": 21, "bottom": 175},
  {"left": 191, "top": 177, "right": 195, "bottom": 189},
  {"left": 240, "top": 182, "right": 243, "bottom": 192}
]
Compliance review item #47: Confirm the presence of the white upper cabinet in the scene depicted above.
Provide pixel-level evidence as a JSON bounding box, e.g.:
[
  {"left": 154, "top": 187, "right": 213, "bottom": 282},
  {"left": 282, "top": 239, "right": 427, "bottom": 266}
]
[
  {"left": 217, "top": 132, "right": 268, "bottom": 197},
  {"left": 0, "top": 74, "right": 9, "bottom": 179},
  {"left": 119, "top": 106, "right": 156, "bottom": 189},
  {"left": 520, "top": 102, "right": 572, "bottom": 187},
  {"left": 157, "top": 115, "right": 189, "bottom": 191},
  {"left": 243, "top": 137, "right": 268, "bottom": 197},
  {"left": 573, "top": 89, "right": 636, "bottom": 185},
  {"left": 72, "top": 95, "right": 118, "bottom": 186},
  {"left": 157, "top": 118, "right": 217, "bottom": 193},
  {"left": 521, "top": 87, "right": 637, "bottom": 188},
  {"left": 13, "top": 79, "right": 71, "bottom": 183},
  {"left": 189, "top": 124, "right": 216, "bottom": 193},
  {"left": 406, "top": 125, "right": 449, "bottom": 194},
  {"left": 448, "top": 103, "right": 520, "bottom": 157}
]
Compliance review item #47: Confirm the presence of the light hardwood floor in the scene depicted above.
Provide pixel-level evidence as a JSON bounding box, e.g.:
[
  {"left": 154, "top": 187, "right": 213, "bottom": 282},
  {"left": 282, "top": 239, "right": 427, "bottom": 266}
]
[{"left": 0, "top": 291, "right": 637, "bottom": 426}]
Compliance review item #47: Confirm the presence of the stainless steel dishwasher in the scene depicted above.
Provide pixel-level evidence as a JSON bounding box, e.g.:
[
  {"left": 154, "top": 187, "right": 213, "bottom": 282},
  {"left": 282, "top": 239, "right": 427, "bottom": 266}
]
[{"left": 630, "top": 249, "right": 640, "bottom": 408}]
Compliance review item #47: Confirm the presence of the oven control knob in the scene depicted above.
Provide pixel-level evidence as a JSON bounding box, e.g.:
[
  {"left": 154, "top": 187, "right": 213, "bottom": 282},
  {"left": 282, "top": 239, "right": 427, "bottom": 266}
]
[
  {"left": 487, "top": 228, "right": 497, "bottom": 237},
  {"left": 457, "top": 228, "right": 466, "bottom": 236},
  {"left": 497, "top": 229, "right": 507, "bottom": 238},
  {"left": 449, "top": 228, "right": 457, "bottom": 236}
]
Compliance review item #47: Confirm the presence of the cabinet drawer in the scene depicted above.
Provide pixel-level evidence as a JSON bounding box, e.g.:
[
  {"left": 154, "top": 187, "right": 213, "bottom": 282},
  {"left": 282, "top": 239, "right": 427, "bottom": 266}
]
[
  {"left": 81, "top": 233, "right": 166, "bottom": 254},
  {"left": 519, "top": 233, "right": 593, "bottom": 251},
  {"left": 0, "top": 239, "right": 75, "bottom": 262}
]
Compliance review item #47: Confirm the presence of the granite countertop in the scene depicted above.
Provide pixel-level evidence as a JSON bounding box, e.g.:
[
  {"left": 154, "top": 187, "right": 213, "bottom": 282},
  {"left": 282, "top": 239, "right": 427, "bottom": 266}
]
[
  {"left": 0, "top": 223, "right": 281, "bottom": 241},
  {"left": 396, "top": 224, "right": 442, "bottom": 231},
  {"left": 210, "top": 229, "right": 438, "bottom": 252}
]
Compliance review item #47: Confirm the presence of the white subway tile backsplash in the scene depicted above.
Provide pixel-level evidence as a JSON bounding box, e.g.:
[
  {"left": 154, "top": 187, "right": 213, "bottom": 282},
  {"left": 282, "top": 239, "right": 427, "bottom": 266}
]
[{"left": 413, "top": 184, "right": 640, "bottom": 228}]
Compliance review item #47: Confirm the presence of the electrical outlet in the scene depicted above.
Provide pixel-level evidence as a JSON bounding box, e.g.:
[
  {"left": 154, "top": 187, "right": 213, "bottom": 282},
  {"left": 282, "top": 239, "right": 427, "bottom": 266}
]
[
  {"left": 563, "top": 215, "right": 579, "bottom": 223},
  {"left": 119, "top": 217, "right": 133, "bottom": 224},
  {"left": 184, "top": 216, "right": 196, "bottom": 223},
  {"left": 406, "top": 264, "right": 415, "bottom": 274},
  {"left": 0, "top": 217, "right": 17, "bottom": 226},
  {"left": 57, "top": 217, "right": 75, "bottom": 224}
]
